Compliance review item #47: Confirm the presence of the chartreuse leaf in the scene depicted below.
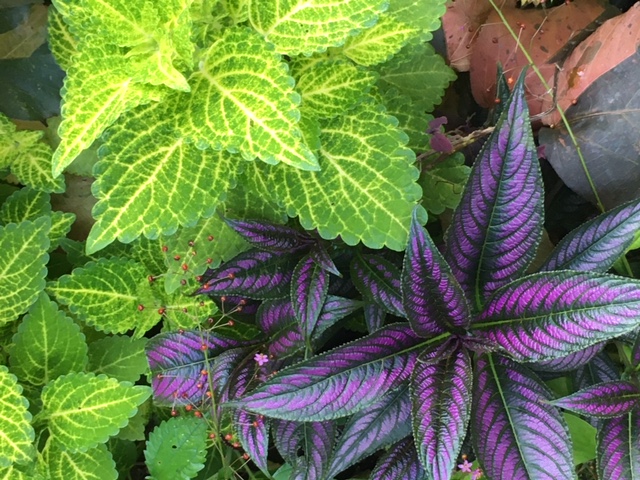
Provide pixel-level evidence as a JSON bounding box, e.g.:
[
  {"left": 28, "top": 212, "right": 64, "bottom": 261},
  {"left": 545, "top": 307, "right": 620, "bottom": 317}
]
[
  {"left": 0, "top": 464, "right": 43, "bottom": 480},
  {"left": 10, "top": 293, "right": 88, "bottom": 386},
  {"left": 446, "top": 73, "right": 542, "bottom": 304},
  {"left": 52, "top": 40, "right": 161, "bottom": 177},
  {"left": 220, "top": 0, "right": 248, "bottom": 23},
  {"left": 267, "top": 97, "right": 422, "bottom": 251},
  {"left": 387, "top": 0, "right": 448, "bottom": 40},
  {"left": 40, "top": 372, "right": 151, "bottom": 451},
  {"left": 551, "top": 381, "right": 640, "bottom": 418},
  {"left": 249, "top": 0, "right": 387, "bottom": 56},
  {"left": 376, "top": 41, "right": 455, "bottom": 112},
  {"left": 472, "top": 355, "right": 575, "bottom": 480},
  {"left": 48, "top": 212, "right": 75, "bottom": 250},
  {"left": 597, "top": 411, "right": 640, "bottom": 479},
  {"left": 0, "top": 366, "right": 35, "bottom": 467},
  {"left": 371, "top": 437, "right": 426, "bottom": 480},
  {"left": 145, "top": 416, "right": 208, "bottom": 480},
  {"left": 183, "top": 27, "right": 317, "bottom": 170},
  {"left": 293, "top": 59, "right": 377, "bottom": 119},
  {"left": 48, "top": 258, "right": 161, "bottom": 337},
  {"left": 0, "top": 217, "right": 50, "bottom": 326},
  {"left": 379, "top": 88, "right": 431, "bottom": 152},
  {"left": 564, "top": 413, "right": 596, "bottom": 465},
  {"left": 48, "top": 5, "right": 77, "bottom": 71},
  {"left": 42, "top": 440, "right": 117, "bottom": 480},
  {"left": 0, "top": 188, "right": 49, "bottom": 224},
  {"left": 475, "top": 271, "right": 640, "bottom": 362},
  {"left": 420, "top": 153, "right": 471, "bottom": 215},
  {"left": 88, "top": 335, "right": 148, "bottom": 383},
  {"left": 87, "top": 100, "right": 242, "bottom": 254},
  {"left": 230, "top": 324, "right": 424, "bottom": 421}
]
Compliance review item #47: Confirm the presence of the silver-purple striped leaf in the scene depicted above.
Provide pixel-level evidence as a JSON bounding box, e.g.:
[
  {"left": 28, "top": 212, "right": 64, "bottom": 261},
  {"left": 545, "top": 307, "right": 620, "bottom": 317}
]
[
  {"left": 597, "top": 411, "right": 640, "bottom": 479},
  {"left": 370, "top": 437, "right": 426, "bottom": 480},
  {"left": 227, "top": 324, "right": 424, "bottom": 421},
  {"left": 364, "top": 303, "right": 386, "bottom": 333},
  {"left": 411, "top": 346, "right": 472, "bottom": 480},
  {"left": 288, "top": 421, "right": 336, "bottom": 480},
  {"left": 351, "top": 254, "right": 405, "bottom": 317},
  {"left": 291, "top": 254, "right": 329, "bottom": 339},
  {"left": 531, "top": 342, "right": 604, "bottom": 373},
  {"left": 551, "top": 381, "right": 640, "bottom": 418},
  {"left": 146, "top": 330, "right": 243, "bottom": 406},
  {"left": 312, "top": 296, "right": 363, "bottom": 341},
  {"left": 539, "top": 198, "right": 640, "bottom": 272},
  {"left": 403, "top": 210, "right": 470, "bottom": 335},
  {"left": 234, "top": 409, "right": 269, "bottom": 474},
  {"left": 472, "top": 354, "right": 575, "bottom": 480},
  {"left": 326, "top": 385, "right": 412, "bottom": 478},
  {"left": 310, "top": 246, "right": 341, "bottom": 277},
  {"left": 197, "top": 250, "right": 296, "bottom": 299},
  {"left": 223, "top": 218, "right": 314, "bottom": 253},
  {"left": 632, "top": 330, "right": 640, "bottom": 368},
  {"left": 573, "top": 352, "right": 621, "bottom": 392},
  {"left": 210, "top": 347, "right": 254, "bottom": 401},
  {"left": 474, "top": 271, "right": 640, "bottom": 361},
  {"left": 272, "top": 419, "right": 304, "bottom": 465},
  {"left": 256, "top": 299, "right": 305, "bottom": 359},
  {"left": 445, "top": 74, "right": 543, "bottom": 305}
]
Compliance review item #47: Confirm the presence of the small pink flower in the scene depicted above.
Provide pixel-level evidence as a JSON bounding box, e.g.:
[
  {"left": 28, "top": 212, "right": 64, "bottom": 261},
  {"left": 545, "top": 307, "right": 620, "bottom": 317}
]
[
  {"left": 254, "top": 353, "right": 269, "bottom": 366},
  {"left": 472, "top": 468, "right": 483, "bottom": 480},
  {"left": 458, "top": 459, "right": 473, "bottom": 473}
]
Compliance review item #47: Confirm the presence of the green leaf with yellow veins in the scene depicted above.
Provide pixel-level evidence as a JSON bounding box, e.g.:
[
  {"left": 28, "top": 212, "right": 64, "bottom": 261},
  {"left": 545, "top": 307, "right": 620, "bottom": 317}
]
[
  {"left": 42, "top": 441, "right": 117, "bottom": 480},
  {"left": 183, "top": 27, "right": 318, "bottom": 170},
  {"left": 48, "top": 211, "right": 75, "bottom": 250},
  {"left": 131, "top": 236, "right": 167, "bottom": 276},
  {"left": 52, "top": 41, "right": 163, "bottom": 177},
  {"left": 0, "top": 217, "right": 50, "bottom": 326},
  {"left": 376, "top": 41, "right": 456, "bottom": 112},
  {"left": 341, "top": 15, "right": 417, "bottom": 67},
  {"left": 249, "top": 0, "right": 387, "bottom": 56},
  {"left": 59, "top": 239, "right": 131, "bottom": 268},
  {"left": 10, "top": 293, "right": 88, "bottom": 386},
  {"left": 381, "top": 88, "right": 432, "bottom": 152},
  {"left": 44, "top": 117, "right": 99, "bottom": 177},
  {"left": 294, "top": 59, "right": 377, "bottom": 119},
  {"left": 268, "top": 97, "right": 422, "bottom": 251},
  {"left": 228, "top": 164, "right": 289, "bottom": 222},
  {"left": 222, "top": 0, "right": 249, "bottom": 23},
  {"left": 40, "top": 372, "right": 150, "bottom": 452},
  {"left": 48, "top": 5, "right": 77, "bottom": 71},
  {"left": 0, "top": 188, "right": 50, "bottom": 225},
  {"left": 160, "top": 288, "right": 220, "bottom": 329},
  {"left": 420, "top": 153, "right": 471, "bottom": 215},
  {"left": 0, "top": 366, "right": 35, "bottom": 467},
  {"left": 116, "top": 400, "right": 150, "bottom": 442},
  {"left": 88, "top": 335, "right": 149, "bottom": 383},
  {"left": 86, "top": 101, "right": 241, "bottom": 254},
  {"left": 0, "top": 464, "right": 43, "bottom": 480},
  {"left": 387, "top": 0, "right": 448, "bottom": 41},
  {"left": 48, "top": 258, "right": 162, "bottom": 337}
]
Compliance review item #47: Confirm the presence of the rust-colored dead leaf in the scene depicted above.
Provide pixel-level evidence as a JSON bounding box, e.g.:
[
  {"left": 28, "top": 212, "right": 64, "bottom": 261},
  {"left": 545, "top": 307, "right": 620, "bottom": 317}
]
[{"left": 442, "top": 0, "right": 493, "bottom": 72}]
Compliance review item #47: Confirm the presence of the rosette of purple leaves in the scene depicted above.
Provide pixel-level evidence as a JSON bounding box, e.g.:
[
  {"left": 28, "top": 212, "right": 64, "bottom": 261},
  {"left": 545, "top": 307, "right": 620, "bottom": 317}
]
[{"left": 146, "top": 74, "right": 640, "bottom": 479}]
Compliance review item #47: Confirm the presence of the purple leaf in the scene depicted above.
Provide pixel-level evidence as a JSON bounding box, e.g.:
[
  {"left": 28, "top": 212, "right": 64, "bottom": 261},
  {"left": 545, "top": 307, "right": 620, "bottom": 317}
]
[
  {"left": 364, "top": 303, "right": 386, "bottom": 333},
  {"left": 291, "top": 254, "right": 329, "bottom": 339},
  {"left": 288, "top": 421, "right": 336, "bottom": 480},
  {"left": 539, "top": 198, "right": 640, "bottom": 272},
  {"left": 256, "top": 299, "right": 305, "bottom": 359},
  {"left": 272, "top": 419, "right": 304, "bottom": 464},
  {"left": 210, "top": 347, "right": 254, "bottom": 401},
  {"left": 351, "top": 254, "right": 404, "bottom": 317},
  {"left": 472, "top": 354, "right": 575, "bottom": 479},
  {"left": 532, "top": 342, "right": 605, "bottom": 373},
  {"left": 310, "top": 246, "right": 342, "bottom": 277},
  {"left": 551, "top": 381, "right": 640, "bottom": 418},
  {"left": 403, "top": 210, "right": 471, "bottom": 335},
  {"left": 215, "top": 296, "right": 260, "bottom": 315},
  {"left": 411, "top": 345, "right": 472, "bottom": 480},
  {"left": 445, "top": 74, "right": 543, "bottom": 304},
  {"left": 370, "top": 437, "right": 426, "bottom": 480},
  {"left": 223, "top": 218, "right": 314, "bottom": 253},
  {"left": 197, "top": 250, "right": 297, "bottom": 299},
  {"left": 227, "top": 324, "right": 425, "bottom": 421},
  {"left": 311, "top": 296, "right": 363, "bottom": 341},
  {"left": 573, "top": 352, "right": 621, "bottom": 391},
  {"left": 632, "top": 330, "right": 640, "bottom": 368},
  {"left": 146, "top": 330, "right": 243, "bottom": 406},
  {"left": 474, "top": 271, "right": 640, "bottom": 361},
  {"left": 326, "top": 385, "right": 412, "bottom": 479},
  {"left": 597, "top": 412, "right": 640, "bottom": 479},
  {"left": 234, "top": 409, "right": 270, "bottom": 474}
]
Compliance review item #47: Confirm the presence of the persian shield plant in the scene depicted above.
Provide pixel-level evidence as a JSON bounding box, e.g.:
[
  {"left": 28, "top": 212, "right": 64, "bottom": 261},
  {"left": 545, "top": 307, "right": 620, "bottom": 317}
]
[{"left": 146, "top": 75, "right": 640, "bottom": 479}]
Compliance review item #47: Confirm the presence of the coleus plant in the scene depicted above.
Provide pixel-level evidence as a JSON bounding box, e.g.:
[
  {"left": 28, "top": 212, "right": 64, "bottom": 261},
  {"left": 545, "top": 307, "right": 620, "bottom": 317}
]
[{"left": 146, "top": 75, "right": 640, "bottom": 479}]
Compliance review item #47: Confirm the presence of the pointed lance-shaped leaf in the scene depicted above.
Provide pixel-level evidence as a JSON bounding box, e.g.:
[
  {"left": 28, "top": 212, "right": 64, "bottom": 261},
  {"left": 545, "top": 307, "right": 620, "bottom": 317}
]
[
  {"left": 472, "top": 354, "right": 575, "bottom": 480},
  {"left": 364, "top": 302, "right": 386, "bottom": 333},
  {"left": 311, "top": 295, "right": 363, "bottom": 342},
  {"left": 370, "top": 437, "right": 426, "bottom": 480},
  {"left": 223, "top": 218, "right": 314, "bottom": 253},
  {"left": 234, "top": 409, "right": 270, "bottom": 475},
  {"left": 403, "top": 209, "right": 471, "bottom": 335},
  {"left": 351, "top": 253, "right": 404, "bottom": 317},
  {"left": 197, "top": 250, "right": 298, "bottom": 299},
  {"left": 227, "top": 324, "right": 425, "bottom": 421},
  {"left": 256, "top": 299, "right": 305, "bottom": 359},
  {"left": 288, "top": 421, "right": 337, "bottom": 480},
  {"left": 291, "top": 254, "right": 330, "bottom": 340},
  {"left": 210, "top": 347, "right": 253, "bottom": 401},
  {"left": 632, "top": 331, "right": 640, "bottom": 368},
  {"left": 597, "top": 411, "right": 640, "bottom": 479},
  {"left": 411, "top": 344, "right": 472, "bottom": 480},
  {"left": 531, "top": 342, "right": 604, "bottom": 373},
  {"left": 551, "top": 381, "right": 640, "bottom": 419},
  {"left": 272, "top": 419, "right": 304, "bottom": 465},
  {"left": 540, "top": 198, "right": 640, "bottom": 273},
  {"left": 445, "top": 72, "right": 543, "bottom": 306},
  {"left": 473, "top": 271, "right": 640, "bottom": 362},
  {"left": 310, "top": 246, "right": 342, "bottom": 277},
  {"left": 271, "top": 419, "right": 336, "bottom": 474},
  {"left": 326, "top": 385, "right": 412, "bottom": 479}
]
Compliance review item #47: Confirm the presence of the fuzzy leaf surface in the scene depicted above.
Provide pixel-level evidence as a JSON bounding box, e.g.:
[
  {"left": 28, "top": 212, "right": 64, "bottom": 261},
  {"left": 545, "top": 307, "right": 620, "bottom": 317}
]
[
  {"left": 472, "top": 354, "right": 575, "bottom": 480},
  {"left": 445, "top": 75, "right": 542, "bottom": 304},
  {"left": 0, "top": 217, "right": 50, "bottom": 326},
  {"left": 291, "top": 254, "right": 329, "bottom": 339},
  {"left": 370, "top": 437, "right": 426, "bottom": 480},
  {"left": 474, "top": 271, "right": 640, "bottom": 361},
  {"left": 10, "top": 293, "right": 88, "bottom": 386},
  {"left": 0, "top": 367, "right": 35, "bottom": 467},
  {"left": 229, "top": 324, "right": 424, "bottom": 421},
  {"left": 597, "top": 411, "right": 640, "bottom": 480},
  {"left": 551, "top": 381, "right": 640, "bottom": 418},
  {"left": 351, "top": 253, "right": 404, "bottom": 317},
  {"left": 411, "top": 346, "right": 472, "bottom": 480},
  {"left": 41, "top": 373, "right": 150, "bottom": 451},
  {"left": 540, "top": 198, "right": 640, "bottom": 272},
  {"left": 249, "top": 0, "right": 387, "bottom": 56}
]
